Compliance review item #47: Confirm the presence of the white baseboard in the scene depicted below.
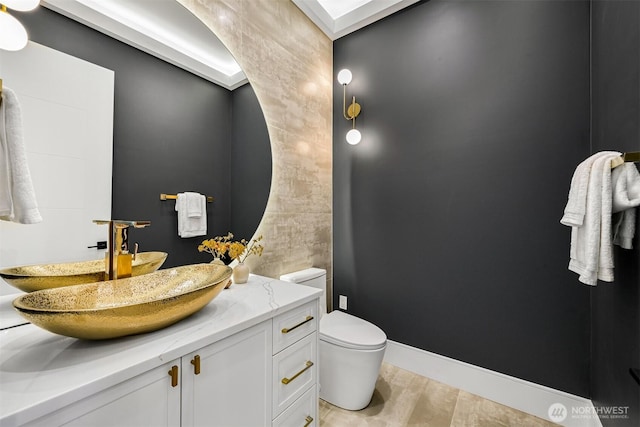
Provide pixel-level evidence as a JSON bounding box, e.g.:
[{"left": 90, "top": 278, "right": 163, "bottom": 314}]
[{"left": 383, "top": 340, "right": 603, "bottom": 427}]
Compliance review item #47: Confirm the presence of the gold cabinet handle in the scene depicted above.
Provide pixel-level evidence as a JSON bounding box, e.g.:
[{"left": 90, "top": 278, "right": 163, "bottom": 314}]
[
  {"left": 281, "top": 361, "right": 313, "bottom": 384},
  {"left": 168, "top": 365, "right": 179, "bottom": 387},
  {"left": 281, "top": 315, "right": 314, "bottom": 334},
  {"left": 191, "top": 355, "right": 201, "bottom": 375},
  {"left": 303, "top": 415, "right": 314, "bottom": 427}
]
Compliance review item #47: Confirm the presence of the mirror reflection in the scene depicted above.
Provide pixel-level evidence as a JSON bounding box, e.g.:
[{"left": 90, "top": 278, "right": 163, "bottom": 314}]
[{"left": 0, "top": 1, "right": 271, "bottom": 295}]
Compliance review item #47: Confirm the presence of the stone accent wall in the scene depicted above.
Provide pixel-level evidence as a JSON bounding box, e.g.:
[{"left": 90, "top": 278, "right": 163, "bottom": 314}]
[{"left": 178, "top": 0, "right": 333, "bottom": 291}]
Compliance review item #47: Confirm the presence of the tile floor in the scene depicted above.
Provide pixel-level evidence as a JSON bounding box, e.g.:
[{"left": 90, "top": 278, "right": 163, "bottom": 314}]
[{"left": 319, "top": 363, "right": 559, "bottom": 427}]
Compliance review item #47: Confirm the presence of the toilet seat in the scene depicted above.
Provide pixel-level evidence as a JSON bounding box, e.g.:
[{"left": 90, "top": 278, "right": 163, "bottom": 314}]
[{"left": 320, "top": 310, "right": 387, "bottom": 351}]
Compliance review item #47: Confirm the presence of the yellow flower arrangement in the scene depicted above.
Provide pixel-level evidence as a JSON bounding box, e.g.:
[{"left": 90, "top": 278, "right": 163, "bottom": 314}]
[
  {"left": 228, "top": 235, "right": 264, "bottom": 264},
  {"left": 198, "top": 232, "right": 233, "bottom": 260}
]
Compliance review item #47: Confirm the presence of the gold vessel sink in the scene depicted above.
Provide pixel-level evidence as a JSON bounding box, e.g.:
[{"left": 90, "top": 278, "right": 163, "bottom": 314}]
[
  {"left": 12, "top": 263, "right": 232, "bottom": 340},
  {"left": 0, "top": 252, "right": 168, "bottom": 293}
]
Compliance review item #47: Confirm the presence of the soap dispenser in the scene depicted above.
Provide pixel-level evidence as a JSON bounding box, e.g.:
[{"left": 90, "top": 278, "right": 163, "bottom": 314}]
[
  {"left": 117, "top": 250, "right": 132, "bottom": 279},
  {"left": 104, "top": 226, "right": 132, "bottom": 279},
  {"left": 115, "top": 227, "right": 132, "bottom": 278}
]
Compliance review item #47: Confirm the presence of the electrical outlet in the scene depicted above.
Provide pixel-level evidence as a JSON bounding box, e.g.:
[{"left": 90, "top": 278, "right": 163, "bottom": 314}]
[{"left": 339, "top": 295, "right": 348, "bottom": 310}]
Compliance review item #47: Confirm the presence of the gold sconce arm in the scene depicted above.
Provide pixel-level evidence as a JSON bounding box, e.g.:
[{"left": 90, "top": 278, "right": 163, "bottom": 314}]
[
  {"left": 343, "top": 90, "right": 361, "bottom": 122},
  {"left": 338, "top": 68, "right": 362, "bottom": 145}
]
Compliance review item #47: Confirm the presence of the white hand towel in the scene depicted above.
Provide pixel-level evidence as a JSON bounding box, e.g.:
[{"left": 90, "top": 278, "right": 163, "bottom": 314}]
[
  {"left": 561, "top": 151, "right": 618, "bottom": 227},
  {"left": 566, "top": 152, "right": 620, "bottom": 285},
  {"left": 185, "top": 191, "right": 202, "bottom": 218},
  {"left": 175, "top": 192, "right": 206, "bottom": 238},
  {"left": 0, "top": 86, "right": 42, "bottom": 224},
  {"left": 596, "top": 155, "right": 615, "bottom": 283},
  {"left": 611, "top": 163, "right": 640, "bottom": 249}
]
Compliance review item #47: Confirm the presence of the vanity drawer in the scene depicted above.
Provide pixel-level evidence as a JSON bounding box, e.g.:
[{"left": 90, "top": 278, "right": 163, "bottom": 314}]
[
  {"left": 273, "top": 332, "right": 317, "bottom": 418},
  {"left": 272, "top": 385, "right": 318, "bottom": 427},
  {"left": 273, "top": 300, "right": 318, "bottom": 354}
]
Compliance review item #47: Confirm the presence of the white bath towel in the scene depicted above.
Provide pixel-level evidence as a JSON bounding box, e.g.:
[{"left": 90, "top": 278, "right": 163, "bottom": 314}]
[
  {"left": 0, "top": 87, "right": 42, "bottom": 224},
  {"left": 565, "top": 152, "right": 621, "bottom": 285},
  {"left": 611, "top": 163, "right": 640, "bottom": 249},
  {"left": 613, "top": 208, "right": 637, "bottom": 250},
  {"left": 175, "top": 192, "right": 206, "bottom": 238},
  {"left": 561, "top": 151, "right": 617, "bottom": 227}
]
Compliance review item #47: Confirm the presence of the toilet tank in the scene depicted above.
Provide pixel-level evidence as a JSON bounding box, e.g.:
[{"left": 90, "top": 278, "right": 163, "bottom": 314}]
[{"left": 280, "top": 267, "right": 327, "bottom": 314}]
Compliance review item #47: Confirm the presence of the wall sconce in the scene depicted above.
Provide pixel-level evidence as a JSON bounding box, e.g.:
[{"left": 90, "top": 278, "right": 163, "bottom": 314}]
[
  {"left": 0, "top": 0, "right": 40, "bottom": 51},
  {"left": 337, "top": 69, "right": 362, "bottom": 145}
]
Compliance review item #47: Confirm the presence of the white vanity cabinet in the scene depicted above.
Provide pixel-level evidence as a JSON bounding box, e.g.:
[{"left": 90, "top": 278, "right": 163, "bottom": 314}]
[
  {"left": 271, "top": 300, "right": 319, "bottom": 427},
  {"left": 0, "top": 277, "right": 322, "bottom": 427},
  {"left": 23, "top": 359, "right": 182, "bottom": 427},
  {"left": 181, "top": 321, "right": 272, "bottom": 427},
  {"left": 23, "top": 322, "right": 272, "bottom": 427}
]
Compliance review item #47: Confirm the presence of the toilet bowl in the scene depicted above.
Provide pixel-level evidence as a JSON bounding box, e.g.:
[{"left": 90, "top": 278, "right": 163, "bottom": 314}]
[{"left": 280, "top": 268, "right": 387, "bottom": 411}]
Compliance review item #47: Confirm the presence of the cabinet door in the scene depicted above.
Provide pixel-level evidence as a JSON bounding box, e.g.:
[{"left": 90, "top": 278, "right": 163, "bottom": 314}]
[
  {"left": 24, "top": 359, "right": 181, "bottom": 427},
  {"left": 182, "top": 321, "right": 272, "bottom": 427}
]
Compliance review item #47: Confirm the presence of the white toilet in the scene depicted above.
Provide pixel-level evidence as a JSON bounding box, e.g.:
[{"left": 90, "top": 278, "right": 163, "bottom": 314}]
[{"left": 280, "top": 267, "right": 387, "bottom": 411}]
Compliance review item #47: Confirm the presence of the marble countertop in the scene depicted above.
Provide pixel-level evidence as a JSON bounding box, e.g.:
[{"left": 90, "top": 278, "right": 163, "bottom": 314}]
[
  {"left": 0, "top": 274, "right": 321, "bottom": 426},
  {"left": 0, "top": 293, "right": 29, "bottom": 330}
]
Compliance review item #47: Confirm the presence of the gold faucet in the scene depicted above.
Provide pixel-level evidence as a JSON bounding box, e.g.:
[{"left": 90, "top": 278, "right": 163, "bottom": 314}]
[{"left": 93, "top": 220, "right": 151, "bottom": 280}]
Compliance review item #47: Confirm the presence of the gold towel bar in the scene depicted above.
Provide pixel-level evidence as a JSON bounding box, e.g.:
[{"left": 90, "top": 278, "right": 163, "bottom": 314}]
[
  {"left": 160, "top": 193, "right": 213, "bottom": 203},
  {"left": 622, "top": 151, "right": 640, "bottom": 163}
]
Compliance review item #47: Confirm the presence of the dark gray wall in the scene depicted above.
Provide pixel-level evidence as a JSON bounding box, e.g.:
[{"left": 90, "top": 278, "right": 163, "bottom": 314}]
[
  {"left": 591, "top": 1, "right": 640, "bottom": 425},
  {"left": 18, "top": 7, "right": 270, "bottom": 268},
  {"left": 230, "top": 84, "right": 272, "bottom": 243},
  {"left": 334, "top": 0, "right": 591, "bottom": 397}
]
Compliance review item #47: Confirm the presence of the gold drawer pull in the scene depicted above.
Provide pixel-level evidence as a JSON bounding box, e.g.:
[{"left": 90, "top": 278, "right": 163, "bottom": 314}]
[
  {"left": 191, "top": 354, "right": 201, "bottom": 375},
  {"left": 168, "top": 365, "right": 179, "bottom": 387},
  {"left": 303, "top": 415, "right": 314, "bottom": 427},
  {"left": 282, "top": 361, "right": 313, "bottom": 385},
  {"left": 281, "top": 315, "right": 314, "bottom": 334}
]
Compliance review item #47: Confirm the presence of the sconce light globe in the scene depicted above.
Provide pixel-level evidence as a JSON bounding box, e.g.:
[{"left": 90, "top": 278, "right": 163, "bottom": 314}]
[
  {"left": 0, "top": 11, "right": 28, "bottom": 51},
  {"left": 2, "top": 0, "right": 40, "bottom": 12},
  {"left": 337, "top": 69, "right": 353, "bottom": 85},
  {"left": 346, "top": 129, "right": 362, "bottom": 145}
]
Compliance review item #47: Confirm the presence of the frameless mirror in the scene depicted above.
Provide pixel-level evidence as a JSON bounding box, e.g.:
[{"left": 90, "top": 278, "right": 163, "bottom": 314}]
[
  {"left": 0, "top": 0, "right": 271, "bottom": 285},
  {"left": 45, "top": 0, "right": 272, "bottom": 251}
]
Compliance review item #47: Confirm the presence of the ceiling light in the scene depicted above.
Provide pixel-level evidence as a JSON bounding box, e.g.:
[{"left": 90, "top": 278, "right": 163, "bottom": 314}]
[
  {"left": 2, "top": 0, "right": 39, "bottom": 12},
  {"left": 76, "top": 0, "right": 241, "bottom": 76},
  {"left": 0, "top": 5, "right": 28, "bottom": 51}
]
